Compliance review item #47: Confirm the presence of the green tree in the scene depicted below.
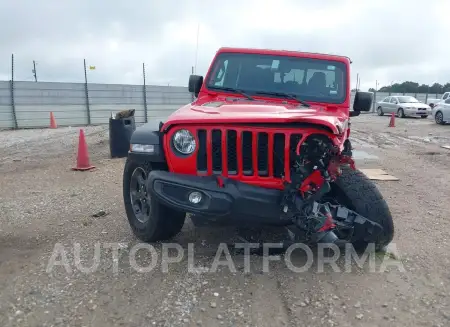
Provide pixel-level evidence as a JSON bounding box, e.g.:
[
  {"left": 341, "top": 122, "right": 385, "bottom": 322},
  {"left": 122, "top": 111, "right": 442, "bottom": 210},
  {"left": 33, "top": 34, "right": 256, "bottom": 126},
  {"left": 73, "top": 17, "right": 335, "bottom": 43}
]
[{"left": 377, "top": 81, "right": 449, "bottom": 93}]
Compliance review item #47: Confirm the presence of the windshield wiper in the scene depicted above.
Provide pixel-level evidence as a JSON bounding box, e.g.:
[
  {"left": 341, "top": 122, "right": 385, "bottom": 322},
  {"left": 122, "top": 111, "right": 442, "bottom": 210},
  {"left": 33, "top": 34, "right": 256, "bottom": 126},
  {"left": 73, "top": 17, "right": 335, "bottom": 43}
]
[
  {"left": 208, "top": 86, "right": 255, "bottom": 101},
  {"left": 254, "top": 91, "right": 310, "bottom": 107}
]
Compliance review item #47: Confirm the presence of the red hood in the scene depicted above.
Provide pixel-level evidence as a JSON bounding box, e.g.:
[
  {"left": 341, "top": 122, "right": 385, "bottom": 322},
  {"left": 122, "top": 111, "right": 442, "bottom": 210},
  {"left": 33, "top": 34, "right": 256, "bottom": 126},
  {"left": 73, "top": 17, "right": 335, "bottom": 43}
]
[{"left": 162, "top": 99, "right": 349, "bottom": 134}]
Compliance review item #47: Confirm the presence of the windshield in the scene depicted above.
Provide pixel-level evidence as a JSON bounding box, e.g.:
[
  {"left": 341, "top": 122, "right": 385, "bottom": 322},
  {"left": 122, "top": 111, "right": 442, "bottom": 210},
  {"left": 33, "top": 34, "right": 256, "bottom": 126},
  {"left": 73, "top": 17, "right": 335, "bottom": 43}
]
[
  {"left": 205, "top": 52, "right": 348, "bottom": 104},
  {"left": 397, "top": 96, "right": 419, "bottom": 103}
]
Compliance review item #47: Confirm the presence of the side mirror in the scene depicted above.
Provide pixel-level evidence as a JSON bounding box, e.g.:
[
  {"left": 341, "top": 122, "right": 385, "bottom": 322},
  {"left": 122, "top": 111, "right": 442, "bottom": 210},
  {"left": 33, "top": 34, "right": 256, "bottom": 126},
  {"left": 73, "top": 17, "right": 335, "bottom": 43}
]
[
  {"left": 188, "top": 75, "right": 204, "bottom": 97},
  {"left": 353, "top": 91, "right": 373, "bottom": 112}
]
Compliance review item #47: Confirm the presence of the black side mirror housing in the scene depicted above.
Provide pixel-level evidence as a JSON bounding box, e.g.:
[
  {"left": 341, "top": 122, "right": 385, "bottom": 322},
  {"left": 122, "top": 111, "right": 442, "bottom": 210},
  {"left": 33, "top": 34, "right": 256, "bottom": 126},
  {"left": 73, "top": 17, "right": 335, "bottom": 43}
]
[
  {"left": 353, "top": 91, "right": 373, "bottom": 112},
  {"left": 188, "top": 75, "right": 204, "bottom": 97}
]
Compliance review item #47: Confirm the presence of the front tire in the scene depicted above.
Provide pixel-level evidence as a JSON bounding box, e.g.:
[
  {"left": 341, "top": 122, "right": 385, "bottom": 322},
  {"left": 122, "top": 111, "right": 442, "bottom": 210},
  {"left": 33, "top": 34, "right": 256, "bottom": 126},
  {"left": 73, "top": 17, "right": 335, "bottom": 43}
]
[
  {"left": 397, "top": 108, "right": 405, "bottom": 118},
  {"left": 376, "top": 106, "right": 384, "bottom": 116},
  {"left": 123, "top": 158, "right": 186, "bottom": 242},
  {"left": 435, "top": 111, "right": 445, "bottom": 125},
  {"left": 333, "top": 167, "right": 394, "bottom": 251}
]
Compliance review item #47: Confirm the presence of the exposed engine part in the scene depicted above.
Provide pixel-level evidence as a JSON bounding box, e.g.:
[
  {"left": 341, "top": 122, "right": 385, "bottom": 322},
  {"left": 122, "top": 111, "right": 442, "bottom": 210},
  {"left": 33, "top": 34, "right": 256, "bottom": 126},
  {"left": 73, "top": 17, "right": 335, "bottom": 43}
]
[
  {"left": 280, "top": 134, "right": 369, "bottom": 245},
  {"left": 280, "top": 134, "right": 336, "bottom": 214},
  {"left": 280, "top": 134, "right": 335, "bottom": 215}
]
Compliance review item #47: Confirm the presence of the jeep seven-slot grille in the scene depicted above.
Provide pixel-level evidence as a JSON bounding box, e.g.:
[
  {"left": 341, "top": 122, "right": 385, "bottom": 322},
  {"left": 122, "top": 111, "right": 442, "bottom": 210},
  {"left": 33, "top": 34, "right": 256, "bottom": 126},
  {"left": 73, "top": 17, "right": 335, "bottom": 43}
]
[{"left": 196, "top": 129, "right": 302, "bottom": 178}]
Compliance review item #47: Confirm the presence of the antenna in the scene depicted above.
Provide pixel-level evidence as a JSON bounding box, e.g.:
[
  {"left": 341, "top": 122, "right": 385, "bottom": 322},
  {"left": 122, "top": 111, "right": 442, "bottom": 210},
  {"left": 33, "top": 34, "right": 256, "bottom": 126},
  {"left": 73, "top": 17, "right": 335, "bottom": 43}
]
[{"left": 194, "top": 22, "right": 200, "bottom": 74}]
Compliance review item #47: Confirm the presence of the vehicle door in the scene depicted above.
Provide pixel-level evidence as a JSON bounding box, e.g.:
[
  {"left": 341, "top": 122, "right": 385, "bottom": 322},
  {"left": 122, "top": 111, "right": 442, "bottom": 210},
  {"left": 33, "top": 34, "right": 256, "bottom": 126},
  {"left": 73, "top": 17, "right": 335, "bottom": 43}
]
[
  {"left": 388, "top": 97, "right": 399, "bottom": 113},
  {"left": 442, "top": 98, "right": 450, "bottom": 121},
  {"left": 379, "top": 96, "right": 390, "bottom": 111}
]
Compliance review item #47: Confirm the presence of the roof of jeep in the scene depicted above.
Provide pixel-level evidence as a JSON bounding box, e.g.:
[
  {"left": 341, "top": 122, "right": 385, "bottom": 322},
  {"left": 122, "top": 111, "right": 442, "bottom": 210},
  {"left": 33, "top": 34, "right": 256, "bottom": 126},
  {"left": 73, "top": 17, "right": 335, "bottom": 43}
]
[{"left": 216, "top": 47, "right": 352, "bottom": 64}]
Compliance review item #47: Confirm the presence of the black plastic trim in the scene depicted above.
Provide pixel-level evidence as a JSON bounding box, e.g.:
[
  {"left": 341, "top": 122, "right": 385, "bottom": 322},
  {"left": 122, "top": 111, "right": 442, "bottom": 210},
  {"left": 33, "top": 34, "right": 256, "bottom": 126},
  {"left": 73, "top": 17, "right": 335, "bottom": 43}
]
[
  {"left": 128, "top": 151, "right": 166, "bottom": 164},
  {"left": 129, "top": 123, "right": 166, "bottom": 163},
  {"left": 147, "top": 171, "right": 289, "bottom": 224}
]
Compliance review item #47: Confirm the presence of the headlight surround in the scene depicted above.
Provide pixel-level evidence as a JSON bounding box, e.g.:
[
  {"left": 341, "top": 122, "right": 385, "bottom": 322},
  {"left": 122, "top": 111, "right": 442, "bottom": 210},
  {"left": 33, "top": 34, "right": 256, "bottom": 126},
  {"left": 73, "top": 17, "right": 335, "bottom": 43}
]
[{"left": 172, "top": 129, "right": 196, "bottom": 155}]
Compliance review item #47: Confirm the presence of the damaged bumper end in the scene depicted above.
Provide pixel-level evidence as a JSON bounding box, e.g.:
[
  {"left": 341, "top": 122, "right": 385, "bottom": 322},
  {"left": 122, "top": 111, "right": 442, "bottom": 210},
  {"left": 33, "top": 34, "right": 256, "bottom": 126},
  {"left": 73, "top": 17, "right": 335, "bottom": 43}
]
[{"left": 146, "top": 171, "right": 385, "bottom": 244}]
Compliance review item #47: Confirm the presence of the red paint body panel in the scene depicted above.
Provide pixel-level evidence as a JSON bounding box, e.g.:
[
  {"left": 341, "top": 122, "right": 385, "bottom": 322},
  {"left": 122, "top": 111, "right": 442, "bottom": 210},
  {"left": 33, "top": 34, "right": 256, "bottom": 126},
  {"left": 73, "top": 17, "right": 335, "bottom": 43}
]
[
  {"left": 163, "top": 125, "right": 345, "bottom": 190},
  {"left": 164, "top": 101, "right": 348, "bottom": 135},
  {"left": 162, "top": 47, "right": 353, "bottom": 190}
]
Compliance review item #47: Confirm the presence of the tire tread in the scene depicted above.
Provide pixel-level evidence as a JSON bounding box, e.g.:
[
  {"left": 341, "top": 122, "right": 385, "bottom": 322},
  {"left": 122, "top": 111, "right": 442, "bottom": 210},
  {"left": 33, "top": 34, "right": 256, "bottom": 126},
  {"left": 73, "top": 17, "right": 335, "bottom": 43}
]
[
  {"left": 334, "top": 167, "right": 394, "bottom": 250},
  {"left": 123, "top": 158, "right": 185, "bottom": 243}
]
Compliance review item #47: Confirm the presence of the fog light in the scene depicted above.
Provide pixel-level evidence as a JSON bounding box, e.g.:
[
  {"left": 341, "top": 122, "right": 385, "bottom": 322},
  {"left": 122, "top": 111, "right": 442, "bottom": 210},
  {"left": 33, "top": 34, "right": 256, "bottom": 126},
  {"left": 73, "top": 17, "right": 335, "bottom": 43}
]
[{"left": 188, "top": 191, "right": 202, "bottom": 204}]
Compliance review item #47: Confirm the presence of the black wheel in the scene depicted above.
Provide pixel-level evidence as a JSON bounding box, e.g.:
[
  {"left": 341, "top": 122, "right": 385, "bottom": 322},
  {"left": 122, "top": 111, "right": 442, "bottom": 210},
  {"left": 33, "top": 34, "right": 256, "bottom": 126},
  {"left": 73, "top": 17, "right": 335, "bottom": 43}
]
[
  {"left": 397, "top": 108, "right": 405, "bottom": 118},
  {"left": 376, "top": 106, "right": 384, "bottom": 116},
  {"left": 332, "top": 167, "right": 394, "bottom": 251},
  {"left": 123, "top": 158, "right": 186, "bottom": 242},
  {"left": 435, "top": 111, "right": 445, "bottom": 125}
]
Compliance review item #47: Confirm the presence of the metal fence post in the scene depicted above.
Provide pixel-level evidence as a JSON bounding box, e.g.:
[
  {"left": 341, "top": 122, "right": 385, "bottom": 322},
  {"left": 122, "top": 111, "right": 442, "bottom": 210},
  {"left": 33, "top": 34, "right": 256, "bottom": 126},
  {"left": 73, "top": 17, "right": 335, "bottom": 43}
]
[
  {"left": 372, "top": 90, "right": 377, "bottom": 112},
  {"left": 10, "top": 54, "right": 18, "bottom": 129},
  {"left": 83, "top": 59, "right": 91, "bottom": 125},
  {"left": 143, "top": 63, "right": 148, "bottom": 123}
]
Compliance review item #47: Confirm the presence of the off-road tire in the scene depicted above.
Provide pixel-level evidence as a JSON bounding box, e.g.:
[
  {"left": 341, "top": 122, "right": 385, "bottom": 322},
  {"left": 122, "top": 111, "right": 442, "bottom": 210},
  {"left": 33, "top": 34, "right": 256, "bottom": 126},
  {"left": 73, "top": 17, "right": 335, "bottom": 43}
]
[
  {"left": 123, "top": 158, "right": 186, "bottom": 242},
  {"left": 333, "top": 167, "right": 394, "bottom": 251}
]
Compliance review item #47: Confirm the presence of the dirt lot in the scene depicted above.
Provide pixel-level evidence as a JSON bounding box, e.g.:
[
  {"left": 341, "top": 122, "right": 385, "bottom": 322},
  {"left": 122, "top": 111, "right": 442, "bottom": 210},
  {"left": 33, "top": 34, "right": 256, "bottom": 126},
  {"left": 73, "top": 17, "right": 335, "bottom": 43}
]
[{"left": 1, "top": 115, "right": 450, "bottom": 327}]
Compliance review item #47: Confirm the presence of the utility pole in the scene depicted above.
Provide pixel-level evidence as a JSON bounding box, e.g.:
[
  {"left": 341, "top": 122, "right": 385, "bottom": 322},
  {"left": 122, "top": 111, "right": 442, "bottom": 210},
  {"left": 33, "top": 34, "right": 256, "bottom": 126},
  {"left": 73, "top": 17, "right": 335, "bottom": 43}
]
[{"left": 32, "top": 60, "right": 37, "bottom": 82}]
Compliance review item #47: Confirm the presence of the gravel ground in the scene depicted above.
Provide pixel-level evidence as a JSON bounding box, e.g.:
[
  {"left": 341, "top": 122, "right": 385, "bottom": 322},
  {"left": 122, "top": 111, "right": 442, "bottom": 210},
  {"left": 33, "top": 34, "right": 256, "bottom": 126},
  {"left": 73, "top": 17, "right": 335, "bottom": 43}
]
[{"left": 0, "top": 115, "right": 450, "bottom": 327}]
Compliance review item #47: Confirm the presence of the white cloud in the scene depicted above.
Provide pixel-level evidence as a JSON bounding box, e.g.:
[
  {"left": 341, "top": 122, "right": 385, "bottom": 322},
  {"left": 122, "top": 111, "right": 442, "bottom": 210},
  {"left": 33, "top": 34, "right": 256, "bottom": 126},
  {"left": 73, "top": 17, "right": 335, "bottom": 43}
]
[{"left": 0, "top": 0, "right": 448, "bottom": 90}]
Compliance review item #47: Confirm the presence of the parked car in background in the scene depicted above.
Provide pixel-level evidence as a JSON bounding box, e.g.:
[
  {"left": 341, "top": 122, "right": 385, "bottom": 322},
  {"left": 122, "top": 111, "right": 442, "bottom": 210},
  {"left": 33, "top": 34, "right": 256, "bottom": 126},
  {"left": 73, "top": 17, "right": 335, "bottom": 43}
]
[
  {"left": 376, "top": 95, "right": 431, "bottom": 118},
  {"left": 427, "top": 92, "right": 450, "bottom": 108},
  {"left": 431, "top": 98, "right": 450, "bottom": 124}
]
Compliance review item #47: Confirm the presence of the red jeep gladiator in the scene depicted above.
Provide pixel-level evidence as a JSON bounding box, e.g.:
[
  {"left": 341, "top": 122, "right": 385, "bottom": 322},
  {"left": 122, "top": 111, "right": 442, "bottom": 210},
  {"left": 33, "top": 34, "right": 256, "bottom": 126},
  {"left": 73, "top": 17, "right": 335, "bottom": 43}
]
[{"left": 123, "top": 47, "right": 394, "bottom": 251}]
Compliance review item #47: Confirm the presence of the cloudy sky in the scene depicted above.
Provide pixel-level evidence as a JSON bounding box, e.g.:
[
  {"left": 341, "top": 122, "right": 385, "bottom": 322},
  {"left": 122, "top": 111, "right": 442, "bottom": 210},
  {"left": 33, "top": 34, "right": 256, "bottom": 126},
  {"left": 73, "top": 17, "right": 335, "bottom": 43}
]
[{"left": 0, "top": 0, "right": 447, "bottom": 91}]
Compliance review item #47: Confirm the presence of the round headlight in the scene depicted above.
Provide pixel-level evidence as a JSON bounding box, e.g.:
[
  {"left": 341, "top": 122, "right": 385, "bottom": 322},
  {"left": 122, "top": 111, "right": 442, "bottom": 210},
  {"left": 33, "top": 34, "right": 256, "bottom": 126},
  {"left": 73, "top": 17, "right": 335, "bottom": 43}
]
[{"left": 172, "top": 129, "right": 196, "bottom": 154}]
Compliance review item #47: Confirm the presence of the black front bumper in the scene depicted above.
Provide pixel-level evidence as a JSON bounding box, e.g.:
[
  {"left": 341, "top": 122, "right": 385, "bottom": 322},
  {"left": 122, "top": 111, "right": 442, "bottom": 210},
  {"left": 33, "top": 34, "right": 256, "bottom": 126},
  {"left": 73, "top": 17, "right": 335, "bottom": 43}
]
[{"left": 147, "top": 171, "right": 288, "bottom": 224}]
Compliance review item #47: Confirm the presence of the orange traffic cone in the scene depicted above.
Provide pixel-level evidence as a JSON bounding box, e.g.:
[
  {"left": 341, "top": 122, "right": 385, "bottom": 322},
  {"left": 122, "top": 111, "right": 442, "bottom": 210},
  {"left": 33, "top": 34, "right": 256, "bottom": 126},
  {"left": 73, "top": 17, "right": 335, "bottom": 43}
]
[
  {"left": 50, "top": 112, "right": 57, "bottom": 128},
  {"left": 388, "top": 112, "right": 395, "bottom": 127},
  {"left": 72, "top": 129, "right": 95, "bottom": 171}
]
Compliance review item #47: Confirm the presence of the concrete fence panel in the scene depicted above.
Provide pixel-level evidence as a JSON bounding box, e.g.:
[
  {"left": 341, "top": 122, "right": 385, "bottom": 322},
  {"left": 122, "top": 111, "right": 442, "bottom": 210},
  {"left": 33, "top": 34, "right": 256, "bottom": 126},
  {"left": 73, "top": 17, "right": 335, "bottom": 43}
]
[{"left": 0, "top": 82, "right": 442, "bottom": 129}]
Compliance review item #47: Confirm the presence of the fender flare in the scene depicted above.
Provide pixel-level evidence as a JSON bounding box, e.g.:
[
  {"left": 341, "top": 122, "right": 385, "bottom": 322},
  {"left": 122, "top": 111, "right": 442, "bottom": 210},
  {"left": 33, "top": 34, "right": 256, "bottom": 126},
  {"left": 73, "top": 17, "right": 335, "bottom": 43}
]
[{"left": 129, "top": 121, "right": 166, "bottom": 163}]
